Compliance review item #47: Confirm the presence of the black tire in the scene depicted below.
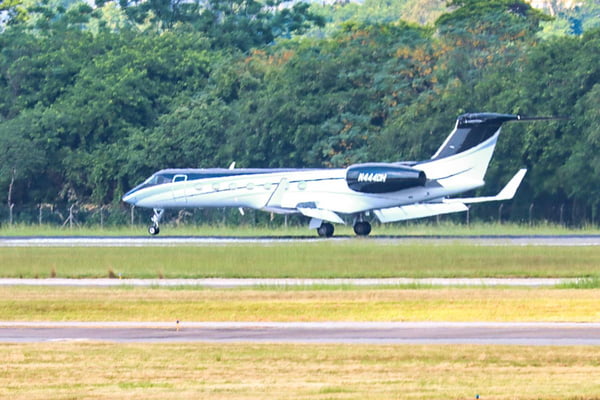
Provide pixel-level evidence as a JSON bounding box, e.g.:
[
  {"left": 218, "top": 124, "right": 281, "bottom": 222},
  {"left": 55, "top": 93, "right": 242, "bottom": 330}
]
[
  {"left": 353, "top": 221, "right": 371, "bottom": 236},
  {"left": 148, "top": 225, "right": 160, "bottom": 236},
  {"left": 317, "top": 222, "right": 334, "bottom": 237}
]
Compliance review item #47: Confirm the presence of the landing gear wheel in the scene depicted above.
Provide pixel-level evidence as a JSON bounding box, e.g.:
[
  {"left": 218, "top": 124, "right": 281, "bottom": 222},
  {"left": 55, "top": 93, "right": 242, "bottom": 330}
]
[
  {"left": 353, "top": 221, "right": 371, "bottom": 236},
  {"left": 148, "top": 208, "right": 164, "bottom": 236},
  {"left": 148, "top": 225, "right": 160, "bottom": 236},
  {"left": 317, "top": 222, "right": 334, "bottom": 238}
]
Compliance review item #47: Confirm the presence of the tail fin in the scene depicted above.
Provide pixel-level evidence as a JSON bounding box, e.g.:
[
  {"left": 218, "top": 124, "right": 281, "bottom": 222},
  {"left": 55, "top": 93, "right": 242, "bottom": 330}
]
[
  {"left": 419, "top": 113, "right": 520, "bottom": 186},
  {"left": 431, "top": 113, "right": 520, "bottom": 160}
]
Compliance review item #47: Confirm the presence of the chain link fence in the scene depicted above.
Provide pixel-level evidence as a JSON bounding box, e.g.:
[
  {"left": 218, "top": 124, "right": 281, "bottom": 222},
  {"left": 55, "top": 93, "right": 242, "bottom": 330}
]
[
  {"left": 0, "top": 200, "right": 599, "bottom": 229},
  {"left": 0, "top": 204, "right": 312, "bottom": 229}
]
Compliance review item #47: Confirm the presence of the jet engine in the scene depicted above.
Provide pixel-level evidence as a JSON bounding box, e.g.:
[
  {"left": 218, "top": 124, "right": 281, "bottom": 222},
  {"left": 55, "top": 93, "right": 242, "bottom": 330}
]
[{"left": 345, "top": 163, "right": 426, "bottom": 193}]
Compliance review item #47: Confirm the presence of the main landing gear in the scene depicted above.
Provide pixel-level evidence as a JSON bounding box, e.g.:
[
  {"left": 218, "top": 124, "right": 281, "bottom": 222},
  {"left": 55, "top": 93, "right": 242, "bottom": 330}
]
[
  {"left": 317, "top": 222, "right": 334, "bottom": 238},
  {"left": 353, "top": 221, "right": 371, "bottom": 236},
  {"left": 315, "top": 219, "right": 372, "bottom": 237},
  {"left": 353, "top": 213, "right": 371, "bottom": 236},
  {"left": 148, "top": 208, "right": 164, "bottom": 236}
]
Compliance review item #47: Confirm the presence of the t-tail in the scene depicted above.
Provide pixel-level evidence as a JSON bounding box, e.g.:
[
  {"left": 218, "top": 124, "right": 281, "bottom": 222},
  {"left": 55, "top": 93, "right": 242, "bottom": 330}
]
[{"left": 418, "top": 113, "right": 522, "bottom": 193}]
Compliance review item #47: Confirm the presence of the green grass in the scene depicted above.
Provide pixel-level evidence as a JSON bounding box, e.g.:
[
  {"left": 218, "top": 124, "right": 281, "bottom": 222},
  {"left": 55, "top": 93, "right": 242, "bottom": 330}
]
[
  {"left": 1, "top": 242, "right": 600, "bottom": 278},
  {"left": 557, "top": 276, "right": 600, "bottom": 289},
  {"left": 2, "top": 220, "right": 600, "bottom": 237},
  {"left": 2, "top": 343, "right": 600, "bottom": 399}
]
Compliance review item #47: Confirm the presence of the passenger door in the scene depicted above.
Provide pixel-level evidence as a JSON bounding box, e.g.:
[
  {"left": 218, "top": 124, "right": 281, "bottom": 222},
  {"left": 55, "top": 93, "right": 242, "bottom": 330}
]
[{"left": 171, "top": 174, "right": 188, "bottom": 204}]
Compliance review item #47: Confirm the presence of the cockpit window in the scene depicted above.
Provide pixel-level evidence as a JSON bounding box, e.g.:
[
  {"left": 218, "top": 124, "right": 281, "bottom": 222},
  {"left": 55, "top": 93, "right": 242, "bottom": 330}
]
[
  {"left": 144, "top": 174, "right": 172, "bottom": 186},
  {"left": 123, "top": 172, "right": 176, "bottom": 198}
]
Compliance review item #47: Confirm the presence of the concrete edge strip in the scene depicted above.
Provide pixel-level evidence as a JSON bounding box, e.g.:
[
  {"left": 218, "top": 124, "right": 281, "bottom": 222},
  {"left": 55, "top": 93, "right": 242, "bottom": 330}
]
[
  {"left": 2, "top": 321, "right": 600, "bottom": 329},
  {"left": 0, "top": 278, "right": 577, "bottom": 287}
]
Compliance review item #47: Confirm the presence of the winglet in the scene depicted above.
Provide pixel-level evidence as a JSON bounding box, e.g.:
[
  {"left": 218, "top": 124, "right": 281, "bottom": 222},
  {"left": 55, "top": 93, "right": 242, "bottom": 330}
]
[{"left": 494, "top": 168, "right": 527, "bottom": 201}]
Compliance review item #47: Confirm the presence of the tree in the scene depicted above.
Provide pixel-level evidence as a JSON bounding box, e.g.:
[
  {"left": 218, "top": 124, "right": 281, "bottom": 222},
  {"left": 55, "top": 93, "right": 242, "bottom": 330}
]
[
  {"left": 0, "top": 0, "right": 28, "bottom": 25},
  {"left": 195, "top": 0, "right": 324, "bottom": 51},
  {"left": 435, "top": 0, "right": 550, "bottom": 84},
  {"left": 0, "top": 115, "right": 46, "bottom": 210}
]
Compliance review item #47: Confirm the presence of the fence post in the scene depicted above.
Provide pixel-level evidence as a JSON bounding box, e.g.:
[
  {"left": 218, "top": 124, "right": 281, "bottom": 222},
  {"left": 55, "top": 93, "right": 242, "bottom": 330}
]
[
  {"left": 9, "top": 203, "right": 14, "bottom": 225},
  {"left": 498, "top": 204, "right": 504, "bottom": 224},
  {"left": 100, "top": 206, "right": 104, "bottom": 228},
  {"left": 39, "top": 204, "right": 43, "bottom": 225},
  {"left": 560, "top": 204, "right": 565, "bottom": 226},
  {"left": 529, "top": 203, "right": 534, "bottom": 226},
  {"left": 466, "top": 206, "right": 470, "bottom": 226},
  {"left": 130, "top": 205, "right": 135, "bottom": 226},
  {"left": 8, "top": 168, "right": 15, "bottom": 226}
]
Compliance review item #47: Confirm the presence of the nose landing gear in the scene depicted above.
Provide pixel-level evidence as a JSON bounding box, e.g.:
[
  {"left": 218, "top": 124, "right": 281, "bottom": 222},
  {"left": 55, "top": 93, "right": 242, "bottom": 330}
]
[{"left": 148, "top": 208, "right": 164, "bottom": 236}]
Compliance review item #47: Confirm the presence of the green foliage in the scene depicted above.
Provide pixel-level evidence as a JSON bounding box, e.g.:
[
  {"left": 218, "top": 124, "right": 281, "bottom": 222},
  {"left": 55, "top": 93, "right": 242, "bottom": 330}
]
[
  {"left": 309, "top": 0, "right": 447, "bottom": 31},
  {"left": 0, "top": 0, "right": 599, "bottom": 225},
  {"left": 0, "top": 0, "right": 28, "bottom": 25}
]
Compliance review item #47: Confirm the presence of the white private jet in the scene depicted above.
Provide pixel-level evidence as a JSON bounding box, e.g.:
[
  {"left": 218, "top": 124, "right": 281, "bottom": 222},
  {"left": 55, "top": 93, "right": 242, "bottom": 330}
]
[{"left": 122, "top": 112, "right": 533, "bottom": 237}]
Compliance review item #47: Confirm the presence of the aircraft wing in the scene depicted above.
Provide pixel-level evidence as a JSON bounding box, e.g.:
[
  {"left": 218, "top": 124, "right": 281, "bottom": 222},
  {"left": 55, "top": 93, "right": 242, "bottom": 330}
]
[
  {"left": 297, "top": 206, "right": 345, "bottom": 224},
  {"left": 444, "top": 169, "right": 527, "bottom": 204},
  {"left": 374, "top": 203, "right": 468, "bottom": 223}
]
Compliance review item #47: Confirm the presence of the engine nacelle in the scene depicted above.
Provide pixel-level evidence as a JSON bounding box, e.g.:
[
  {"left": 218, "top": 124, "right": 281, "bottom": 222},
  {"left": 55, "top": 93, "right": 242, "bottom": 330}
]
[{"left": 346, "top": 163, "right": 426, "bottom": 193}]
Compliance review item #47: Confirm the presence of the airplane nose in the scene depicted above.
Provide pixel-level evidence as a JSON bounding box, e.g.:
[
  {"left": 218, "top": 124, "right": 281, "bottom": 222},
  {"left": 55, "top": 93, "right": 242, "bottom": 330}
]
[{"left": 122, "top": 193, "right": 137, "bottom": 205}]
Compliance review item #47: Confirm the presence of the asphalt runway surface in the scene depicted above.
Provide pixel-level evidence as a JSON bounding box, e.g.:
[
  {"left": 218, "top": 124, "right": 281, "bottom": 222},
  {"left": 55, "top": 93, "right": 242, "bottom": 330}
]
[
  {"left": 2, "top": 322, "right": 600, "bottom": 345},
  {"left": 3, "top": 234, "right": 600, "bottom": 246}
]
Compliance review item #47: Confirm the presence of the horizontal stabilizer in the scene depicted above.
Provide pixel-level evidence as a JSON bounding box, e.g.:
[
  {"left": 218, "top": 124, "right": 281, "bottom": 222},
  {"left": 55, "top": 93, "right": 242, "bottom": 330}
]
[
  {"left": 445, "top": 169, "right": 527, "bottom": 204},
  {"left": 374, "top": 203, "right": 468, "bottom": 223},
  {"left": 516, "top": 115, "right": 569, "bottom": 122},
  {"left": 298, "top": 207, "right": 345, "bottom": 225}
]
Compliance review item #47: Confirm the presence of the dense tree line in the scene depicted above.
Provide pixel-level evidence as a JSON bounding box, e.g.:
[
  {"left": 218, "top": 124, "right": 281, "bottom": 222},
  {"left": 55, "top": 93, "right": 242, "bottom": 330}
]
[{"left": 1, "top": 0, "right": 599, "bottom": 224}]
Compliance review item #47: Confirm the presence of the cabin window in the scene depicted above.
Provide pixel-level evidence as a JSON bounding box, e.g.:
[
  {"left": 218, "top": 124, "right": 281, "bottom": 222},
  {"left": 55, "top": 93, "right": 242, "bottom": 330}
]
[
  {"left": 298, "top": 181, "right": 307, "bottom": 191},
  {"left": 264, "top": 183, "right": 273, "bottom": 191},
  {"left": 173, "top": 174, "right": 187, "bottom": 183},
  {"left": 246, "top": 183, "right": 254, "bottom": 190}
]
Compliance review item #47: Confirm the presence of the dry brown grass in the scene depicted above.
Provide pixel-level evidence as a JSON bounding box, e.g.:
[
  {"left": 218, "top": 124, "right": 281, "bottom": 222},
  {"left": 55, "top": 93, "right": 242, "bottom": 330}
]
[
  {"left": 1, "top": 287, "right": 600, "bottom": 322},
  {"left": 1, "top": 343, "right": 600, "bottom": 399}
]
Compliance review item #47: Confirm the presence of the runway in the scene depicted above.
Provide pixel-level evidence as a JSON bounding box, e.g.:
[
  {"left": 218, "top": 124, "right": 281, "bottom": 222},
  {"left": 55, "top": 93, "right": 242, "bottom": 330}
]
[
  {"left": 2, "top": 322, "right": 599, "bottom": 345},
  {"left": 3, "top": 234, "right": 600, "bottom": 246}
]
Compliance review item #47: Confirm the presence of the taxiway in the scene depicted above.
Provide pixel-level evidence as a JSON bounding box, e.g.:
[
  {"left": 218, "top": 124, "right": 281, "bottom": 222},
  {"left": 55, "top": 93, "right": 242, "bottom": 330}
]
[
  {"left": 3, "top": 234, "right": 600, "bottom": 247},
  {"left": 1, "top": 322, "right": 599, "bottom": 345}
]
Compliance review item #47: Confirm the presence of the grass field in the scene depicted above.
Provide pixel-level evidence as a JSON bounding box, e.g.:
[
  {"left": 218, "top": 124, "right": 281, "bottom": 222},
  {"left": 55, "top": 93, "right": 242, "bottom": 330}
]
[
  {"left": 1, "top": 242, "right": 600, "bottom": 278},
  {"left": 2, "top": 221, "right": 600, "bottom": 237},
  {"left": 2, "top": 287, "right": 600, "bottom": 322},
  {"left": 2, "top": 227, "right": 599, "bottom": 399},
  {"left": 1, "top": 343, "right": 600, "bottom": 400}
]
